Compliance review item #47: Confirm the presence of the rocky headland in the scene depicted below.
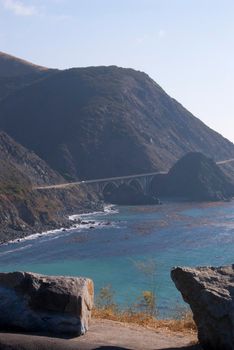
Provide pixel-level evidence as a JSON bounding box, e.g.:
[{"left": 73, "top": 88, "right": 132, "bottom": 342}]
[{"left": 151, "top": 152, "right": 234, "bottom": 201}]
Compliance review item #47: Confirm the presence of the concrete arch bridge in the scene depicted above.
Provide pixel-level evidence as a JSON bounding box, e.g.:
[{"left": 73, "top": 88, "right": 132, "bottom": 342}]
[
  {"left": 35, "top": 172, "right": 166, "bottom": 196},
  {"left": 34, "top": 158, "right": 234, "bottom": 196},
  {"left": 92, "top": 174, "right": 159, "bottom": 197}
]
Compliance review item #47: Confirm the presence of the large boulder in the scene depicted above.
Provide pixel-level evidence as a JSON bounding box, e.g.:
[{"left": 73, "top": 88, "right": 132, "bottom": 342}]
[
  {"left": 171, "top": 265, "right": 234, "bottom": 350},
  {"left": 0, "top": 271, "right": 94, "bottom": 336}
]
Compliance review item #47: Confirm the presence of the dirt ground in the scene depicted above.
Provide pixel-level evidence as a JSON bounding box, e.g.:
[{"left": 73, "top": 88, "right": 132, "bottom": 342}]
[{"left": 0, "top": 319, "right": 201, "bottom": 350}]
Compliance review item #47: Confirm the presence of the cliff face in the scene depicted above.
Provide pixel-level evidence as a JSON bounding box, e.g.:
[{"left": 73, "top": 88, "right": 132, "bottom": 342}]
[
  {"left": 0, "top": 183, "right": 102, "bottom": 244},
  {"left": 151, "top": 152, "right": 234, "bottom": 201},
  {"left": 0, "top": 66, "right": 233, "bottom": 181},
  {"left": 0, "top": 131, "right": 63, "bottom": 185},
  {"left": 0, "top": 131, "right": 101, "bottom": 243}
]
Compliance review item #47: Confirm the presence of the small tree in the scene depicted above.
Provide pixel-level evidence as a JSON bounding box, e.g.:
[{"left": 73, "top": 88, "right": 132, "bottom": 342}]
[
  {"left": 137, "top": 290, "right": 156, "bottom": 316},
  {"left": 133, "top": 259, "right": 158, "bottom": 317},
  {"left": 95, "top": 285, "right": 117, "bottom": 312}
]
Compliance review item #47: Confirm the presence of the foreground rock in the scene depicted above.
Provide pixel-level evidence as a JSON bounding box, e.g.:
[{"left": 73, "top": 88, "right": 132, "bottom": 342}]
[
  {"left": 171, "top": 265, "right": 234, "bottom": 350},
  {"left": 0, "top": 272, "right": 94, "bottom": 336}
]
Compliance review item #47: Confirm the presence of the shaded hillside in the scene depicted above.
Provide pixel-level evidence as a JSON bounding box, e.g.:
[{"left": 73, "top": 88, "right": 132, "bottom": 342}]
[
  {"left": 0, "top": 66, "right": 233, "bottom": 180},
  {"left": 0, "top": 72, "right": 56, "bottom": 101},
  {"left": 0, "top": 131, "right": 102, "bottom": 242},
  {"left": 0, "top": 174, "right": 101, "bottom": 243},
  {"left": 0, "top": 131, "right": 63, "bottom": 185},
  {"left": 151, "top": 152, "right": 234, "bottom": 201}
]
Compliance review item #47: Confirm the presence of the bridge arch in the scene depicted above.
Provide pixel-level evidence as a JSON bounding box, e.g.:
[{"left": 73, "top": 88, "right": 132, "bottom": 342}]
[
  {"left": 127, "top": 179, "right": 144, "bottom": 193},
  {"left": 102, "top": 182, "right": 118, "bottom": 199},
  {"left": 145, "top": 174, "right": 162, "bottom": 197}
]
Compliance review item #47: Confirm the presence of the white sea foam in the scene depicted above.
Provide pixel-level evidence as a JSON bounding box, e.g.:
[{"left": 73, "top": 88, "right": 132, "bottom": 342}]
[
  {"left": 3, "top": 205, "right": 119, "bottom": 247},
  {"left": 69, "top": 204, "right": 118, "bottom": 221},
  {"left": 2, "top": 228, "right": 65, "bottom": 246},
  {"left": 0, "top": 244, "right": 33, "bottom": 256}
]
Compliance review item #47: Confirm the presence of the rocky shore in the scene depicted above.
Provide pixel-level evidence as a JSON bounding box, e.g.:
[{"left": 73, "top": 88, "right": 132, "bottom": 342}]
[{"left": 0, "top": 191, "right": 104, "bottom": 244}]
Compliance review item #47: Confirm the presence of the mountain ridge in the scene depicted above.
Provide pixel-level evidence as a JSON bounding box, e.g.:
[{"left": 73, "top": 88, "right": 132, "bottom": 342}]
[
  {"left": 0, "top": 51, "right": 48, "bottom": 77},
  {"left": 0, "top": 64, "right": 233, "bottom": 181}
]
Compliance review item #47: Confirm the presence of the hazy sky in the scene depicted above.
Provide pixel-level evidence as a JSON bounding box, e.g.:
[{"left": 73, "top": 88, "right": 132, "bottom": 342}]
[{"left": 0, "top": 0, "right": 233, "bottom": 142}]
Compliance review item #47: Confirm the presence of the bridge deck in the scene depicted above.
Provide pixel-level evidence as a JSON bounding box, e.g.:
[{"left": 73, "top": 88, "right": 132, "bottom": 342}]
[{"left": 34, "top": 171, "right": 167, "bottom": 190}]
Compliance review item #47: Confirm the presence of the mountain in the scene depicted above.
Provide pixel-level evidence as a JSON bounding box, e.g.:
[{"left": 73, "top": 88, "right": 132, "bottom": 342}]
[
  {"left": 151, "top": 152, "right": 234, "bottom": 201},
  {"left": 0, "top": 51, "right": 56, "bottom": 101},
  {"left": 0, "top": 65, "right": 233, "bottom": 181},
  {"left": 0, "top": 51, "right": 48, "bottom": 77}
]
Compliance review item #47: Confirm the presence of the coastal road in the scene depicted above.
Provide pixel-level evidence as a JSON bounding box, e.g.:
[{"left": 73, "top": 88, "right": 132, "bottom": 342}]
[
  {"left": 216, "top": 158, "right": 234, "bottom": 165},
  {"left": 34, "top": 158, "right": 234, "bottom": 191},
  {"left": 34, "top": 171, "right": 167, "bottom": 190}
]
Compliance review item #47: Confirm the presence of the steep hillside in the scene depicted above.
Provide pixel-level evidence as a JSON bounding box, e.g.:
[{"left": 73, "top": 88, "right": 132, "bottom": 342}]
[
  {"left": 0, "top": 171, "right": 101, "bottom": 243},
  {"left": 0, "top": 131, "right": 101, "bottom": 242},
  {"left": 0, "top": 51, "right": 48, "bottom": 77},
  {"left": 151, "top": 152, "right": 234, "bottom": 201},
  {"left": 0, "top": 52, "right": 56, "bottom": 101},
  {"left": 0, "top": 66, "right": 233, "bottom": 180},
  {"left": 0, "top": 131, "right": 63, "bottom": 185},
  {"left": 0, "top": 72, "right": 55, "bottom": 101}
]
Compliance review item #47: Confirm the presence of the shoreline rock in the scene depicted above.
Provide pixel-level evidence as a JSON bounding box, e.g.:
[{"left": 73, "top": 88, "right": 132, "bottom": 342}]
[{"left": 0, "top": 200, "right": 104, "bottom": 245}]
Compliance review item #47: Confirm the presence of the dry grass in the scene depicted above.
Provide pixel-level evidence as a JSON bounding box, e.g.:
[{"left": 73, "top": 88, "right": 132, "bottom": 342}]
[{"left": 93, "top": 307, "right": 197, "bottom": 334}]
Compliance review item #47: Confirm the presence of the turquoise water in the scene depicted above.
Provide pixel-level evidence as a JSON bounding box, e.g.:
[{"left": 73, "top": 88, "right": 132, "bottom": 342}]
[{"left": 0, "top": 201, "right": 233, "bottom": 317}]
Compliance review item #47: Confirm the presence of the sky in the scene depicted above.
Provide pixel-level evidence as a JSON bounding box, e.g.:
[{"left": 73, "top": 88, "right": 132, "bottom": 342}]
[{"left": 0, "top": 0, "right": 233, "bottom": 142}]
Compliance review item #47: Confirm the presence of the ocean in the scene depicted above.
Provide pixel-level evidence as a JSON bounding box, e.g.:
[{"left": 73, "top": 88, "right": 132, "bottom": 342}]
[{"left": 0, "top": 201, "right": 233, "bottom": 317}]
